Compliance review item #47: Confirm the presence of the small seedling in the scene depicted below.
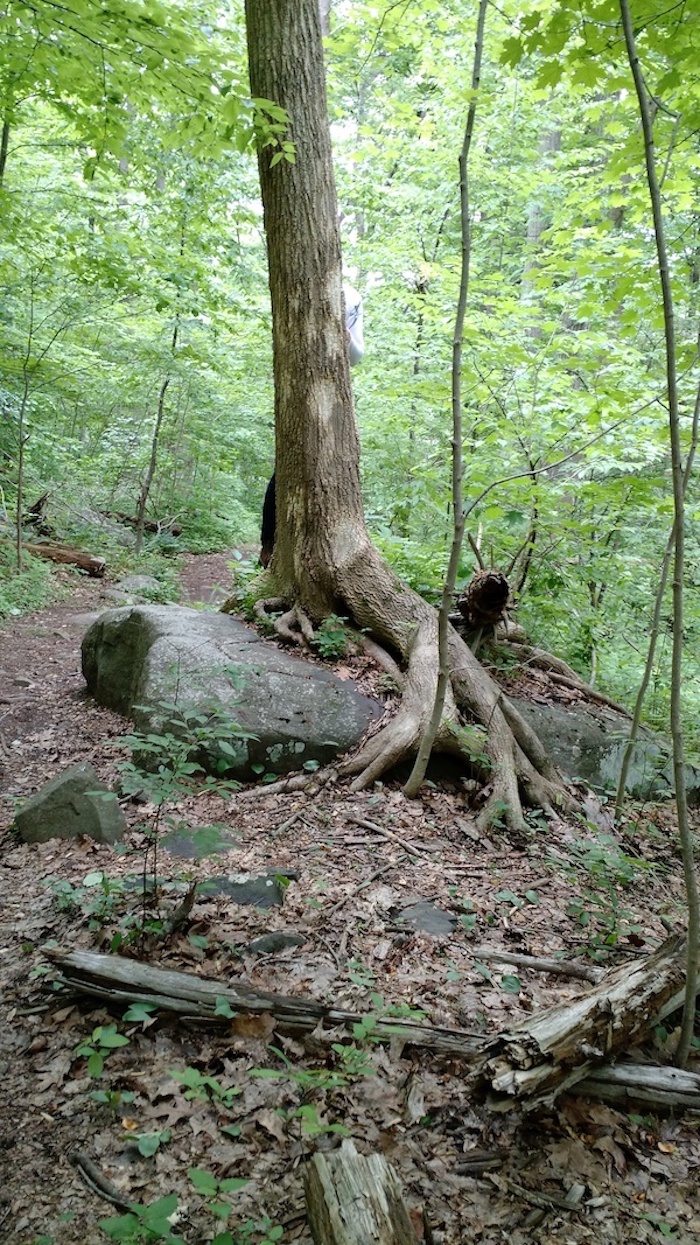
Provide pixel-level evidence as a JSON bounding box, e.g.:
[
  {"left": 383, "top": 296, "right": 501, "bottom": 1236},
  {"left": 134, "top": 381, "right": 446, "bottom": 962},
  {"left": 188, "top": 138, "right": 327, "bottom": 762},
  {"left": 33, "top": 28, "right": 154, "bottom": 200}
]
[
  {"left": 75, "top": 1024, "right": 130, "bottom": 1077},
  {"left": 99, "top": 1194, "right": 184, "bottom": 1243},
  {"left": 90, "top": 1088, "right": 136, "bottom": 1116},
  {"left": 170, "top": 1066, "right": 241, "bottom": 1107},
  {"left": 132, "top": 1129, "right": 172, "bottom": 1157},
  {"left": 313, "top": 614, "right": 350, "bottom": 659}
]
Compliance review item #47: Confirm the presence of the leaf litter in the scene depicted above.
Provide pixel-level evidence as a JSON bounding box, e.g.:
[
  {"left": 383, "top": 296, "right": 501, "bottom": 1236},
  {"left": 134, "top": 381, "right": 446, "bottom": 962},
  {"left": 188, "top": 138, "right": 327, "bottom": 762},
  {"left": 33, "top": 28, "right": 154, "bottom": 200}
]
[{"left": 0, "top": 555, "right": 699, "bottom": 1243}]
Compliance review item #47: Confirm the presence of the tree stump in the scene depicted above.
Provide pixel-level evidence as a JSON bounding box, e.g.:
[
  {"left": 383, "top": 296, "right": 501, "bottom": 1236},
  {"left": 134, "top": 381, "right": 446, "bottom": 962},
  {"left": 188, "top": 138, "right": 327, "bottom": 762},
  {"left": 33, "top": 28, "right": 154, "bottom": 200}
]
[{"left": 303, "top": 1140, "right": 420, "bottom": 1245}]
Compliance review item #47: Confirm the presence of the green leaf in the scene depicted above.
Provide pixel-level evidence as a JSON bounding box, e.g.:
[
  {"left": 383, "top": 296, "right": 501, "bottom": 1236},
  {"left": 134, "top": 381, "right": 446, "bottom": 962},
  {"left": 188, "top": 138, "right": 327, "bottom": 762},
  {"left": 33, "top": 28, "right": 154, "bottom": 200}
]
[
  {"left": 189, "top": 1168, "right": 218, "bottom": 1196},
  {"left": 501, "top": 974, "right": 522, "bottom": 993}
]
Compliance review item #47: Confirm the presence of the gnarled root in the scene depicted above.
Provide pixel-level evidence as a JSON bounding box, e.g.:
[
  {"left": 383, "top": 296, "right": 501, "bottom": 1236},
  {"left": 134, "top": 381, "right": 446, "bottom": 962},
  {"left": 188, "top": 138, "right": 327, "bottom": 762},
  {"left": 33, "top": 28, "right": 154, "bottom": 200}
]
[
  {"left": 254, "top": 597, "right": 315, "bottom": 647},
  {"left": 339, "top": 605, "right": 574, "bottom": 831}
]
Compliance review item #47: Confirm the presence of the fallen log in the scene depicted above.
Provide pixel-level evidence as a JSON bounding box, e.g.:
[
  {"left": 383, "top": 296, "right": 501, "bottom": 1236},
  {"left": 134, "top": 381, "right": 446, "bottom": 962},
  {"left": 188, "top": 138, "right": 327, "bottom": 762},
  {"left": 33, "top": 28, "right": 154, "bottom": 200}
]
[
  {"left": 576, "top": 1061, "right": 700, "bottom": 1110},
  {"left": 49, "top": 950, "right": 484, "bottom": 1058},
  {"left": 21, "top": 541, "right": 106, "bottom": 577},
  {"left": 472, "top": 933, "right": 690, "bottom": 1110},
  {"left": 304, "top": 1140, "right": 419, "bottom": 1245},
  {"left": 50, "top": 940, "right": 697, "bottom": 1115}
]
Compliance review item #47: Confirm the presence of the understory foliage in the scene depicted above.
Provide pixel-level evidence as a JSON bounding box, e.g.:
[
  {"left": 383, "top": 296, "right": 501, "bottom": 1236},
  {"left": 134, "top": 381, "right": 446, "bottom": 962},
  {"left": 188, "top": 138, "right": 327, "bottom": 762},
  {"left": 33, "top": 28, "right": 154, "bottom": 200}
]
[{"left": 0, "top": 0, "right": 699, "bottom": 749}]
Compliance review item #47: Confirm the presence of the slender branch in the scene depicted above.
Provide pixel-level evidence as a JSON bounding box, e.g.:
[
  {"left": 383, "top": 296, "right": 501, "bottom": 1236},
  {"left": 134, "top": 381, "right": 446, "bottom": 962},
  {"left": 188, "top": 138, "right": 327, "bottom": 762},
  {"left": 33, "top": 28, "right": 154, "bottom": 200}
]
[
  {"left": 404, "top": 0, "right": 488, "bottom": 796},
  {"left": 614, "top": 377, "right": 700, "bottom": 818},
  {"left": 619, "top": 0, "right": 698, "bottom": 1067}
]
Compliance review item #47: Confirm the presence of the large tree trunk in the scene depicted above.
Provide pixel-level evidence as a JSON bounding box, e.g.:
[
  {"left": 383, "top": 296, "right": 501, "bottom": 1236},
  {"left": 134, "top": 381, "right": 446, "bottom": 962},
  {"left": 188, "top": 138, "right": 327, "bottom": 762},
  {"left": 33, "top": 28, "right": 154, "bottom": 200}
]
[{"left": 243, "top": 0, "right": 570, "bottom": 829}]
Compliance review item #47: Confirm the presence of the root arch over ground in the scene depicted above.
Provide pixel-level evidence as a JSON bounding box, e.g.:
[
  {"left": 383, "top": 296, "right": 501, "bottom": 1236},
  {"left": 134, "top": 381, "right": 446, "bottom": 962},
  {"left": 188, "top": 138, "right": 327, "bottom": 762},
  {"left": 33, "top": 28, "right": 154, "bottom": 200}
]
[{"left": 252, "top": 536, "right": 573, "bottom": 833}]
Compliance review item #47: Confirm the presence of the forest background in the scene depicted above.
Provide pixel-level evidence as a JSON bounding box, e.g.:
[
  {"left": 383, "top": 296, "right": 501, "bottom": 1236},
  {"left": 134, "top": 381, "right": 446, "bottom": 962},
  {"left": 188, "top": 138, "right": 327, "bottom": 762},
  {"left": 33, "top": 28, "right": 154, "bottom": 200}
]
[{"left": 1, "top": 0, "right": 699, "bottom": 755}]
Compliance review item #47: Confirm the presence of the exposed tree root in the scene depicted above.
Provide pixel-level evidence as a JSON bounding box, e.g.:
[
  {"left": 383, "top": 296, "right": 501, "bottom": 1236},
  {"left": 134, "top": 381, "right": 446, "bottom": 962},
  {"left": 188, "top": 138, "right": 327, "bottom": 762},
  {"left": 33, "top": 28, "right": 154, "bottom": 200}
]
[
  {"left": 349, "top": 631, "right": 405, "bottom": 687},
  {"left": 503, "top": 640, "right": 631, "bottom": 715},
  {"left": 244, "top": 542, "right": 577, "bottom": 831},
  {"left": 332, "top": 548, "right": 575, "bottom": 831}
]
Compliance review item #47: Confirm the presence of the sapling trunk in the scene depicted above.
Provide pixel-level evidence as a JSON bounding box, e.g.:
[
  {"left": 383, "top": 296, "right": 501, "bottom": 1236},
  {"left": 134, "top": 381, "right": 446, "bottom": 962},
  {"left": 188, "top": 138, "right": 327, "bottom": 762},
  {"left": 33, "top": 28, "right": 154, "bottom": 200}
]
[
  {"left": 619, "top": 0, "right": 699, "bottom": 1066},
  {"left": 404, "top": 0, "right": 488, "bottom": 797}
]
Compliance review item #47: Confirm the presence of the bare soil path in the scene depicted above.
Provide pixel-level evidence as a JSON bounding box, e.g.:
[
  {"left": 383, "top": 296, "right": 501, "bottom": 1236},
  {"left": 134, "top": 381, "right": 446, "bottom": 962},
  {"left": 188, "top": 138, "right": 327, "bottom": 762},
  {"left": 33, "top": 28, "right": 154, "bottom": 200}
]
[{"left": 1, "top": 559, "right": 699, "bottom": 1244}]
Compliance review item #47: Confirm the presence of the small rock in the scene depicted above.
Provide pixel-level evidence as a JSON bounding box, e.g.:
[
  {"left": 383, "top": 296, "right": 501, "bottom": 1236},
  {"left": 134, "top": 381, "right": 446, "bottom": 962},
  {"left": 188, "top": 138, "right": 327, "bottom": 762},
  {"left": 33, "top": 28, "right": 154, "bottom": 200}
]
[
  {"left": 202, "top": 870, "right": 299, "bottom": 909},
  {"left": 14, "top": 762, "right": 126, "bottom": 845},
  {"left": 398, "top": 901, "right": 457, "bottom": 936},
  {"left": 247, "top": 932, "right": 305, "bottom": 955},
  {"left": 162, "top": 826, "right": 241, "bottom": 860}
]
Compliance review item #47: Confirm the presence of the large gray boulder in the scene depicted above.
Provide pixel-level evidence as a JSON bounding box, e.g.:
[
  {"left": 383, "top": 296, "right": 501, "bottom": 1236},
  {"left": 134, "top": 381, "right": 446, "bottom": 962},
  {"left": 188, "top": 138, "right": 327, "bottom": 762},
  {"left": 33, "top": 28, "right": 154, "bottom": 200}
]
[
  {"left": 15, "top": 762, "right": 126, "bottom": 844},
  {"left": 82, "top": 605, "right": 383, "bottom": 780},
  {"left": 512, "top": 696, "right": 700, "bottom": 802}
]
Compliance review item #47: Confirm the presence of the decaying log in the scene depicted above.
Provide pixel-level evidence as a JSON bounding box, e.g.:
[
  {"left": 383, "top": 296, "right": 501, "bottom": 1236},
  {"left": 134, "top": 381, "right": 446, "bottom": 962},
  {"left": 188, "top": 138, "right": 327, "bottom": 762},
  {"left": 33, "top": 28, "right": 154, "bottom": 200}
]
[
  {"left": 471, "top": 947, "right": 603, "bottom": 985},
  {"left": 472, "top": 934, "right": 690, "bottom": 1110},
  {"left": 576, "top": 1061, "right": 700, "bottom": 1110},
  {"left": 50, "top": 951, "right": 484, "bottom": 1058},
  {"left": 22, "top": 541, "right": 106, "bottom": 577},
  {"left": 456, "top": 569, "right": 510, "bottom": 627},
  {"left": 304, "top": 1140, "right": 419, "bottom": 1245},
  {"left": 51, "top": 941, "right": 698, "bottom": 1115}
]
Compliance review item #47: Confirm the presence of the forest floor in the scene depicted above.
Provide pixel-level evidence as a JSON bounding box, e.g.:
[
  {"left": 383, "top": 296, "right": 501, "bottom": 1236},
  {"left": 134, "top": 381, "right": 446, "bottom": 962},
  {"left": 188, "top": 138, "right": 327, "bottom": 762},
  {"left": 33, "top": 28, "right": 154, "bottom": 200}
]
[{"left": 1, "top": 553, "right": 699, "bottom": 1245}]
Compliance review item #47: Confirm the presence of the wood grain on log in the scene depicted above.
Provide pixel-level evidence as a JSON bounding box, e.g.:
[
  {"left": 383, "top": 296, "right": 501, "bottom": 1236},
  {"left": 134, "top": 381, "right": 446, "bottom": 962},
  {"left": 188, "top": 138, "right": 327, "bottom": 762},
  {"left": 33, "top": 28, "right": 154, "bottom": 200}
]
[
  {"left": 473, "top": 934, "right": 689, "bottom": 1109},
  {"left": 304, "top": 1140, "right": 419, "bottom": 1245},
  {"left": 50, "top": 951, "right": 484, "bottom": 1058}
]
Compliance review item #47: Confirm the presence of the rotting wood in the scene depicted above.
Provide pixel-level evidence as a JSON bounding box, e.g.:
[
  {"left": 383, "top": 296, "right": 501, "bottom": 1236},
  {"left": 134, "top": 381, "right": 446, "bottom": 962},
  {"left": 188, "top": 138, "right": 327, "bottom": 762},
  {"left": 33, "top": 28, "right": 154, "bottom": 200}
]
[
  {"left": 49, "top": 950, "right": 484, "bottom": 1058},
  {"left": 472, "top": 933, "right": 691, "bottom": 1109},
  {"left": 303, "top": 1139, "right": 420, "bottom": 1245},
  {"left": 50, "top": 941, "right": 699, "bottom": 1112},
  {"left": 18, "top": 541, "right": 106, "bottom": 577},
  {"left": 576, "top": 1061, "right": 700, "bottom": 1109},
  {"left": 457, "top": 570, "right": 510, "bottom": 628}
]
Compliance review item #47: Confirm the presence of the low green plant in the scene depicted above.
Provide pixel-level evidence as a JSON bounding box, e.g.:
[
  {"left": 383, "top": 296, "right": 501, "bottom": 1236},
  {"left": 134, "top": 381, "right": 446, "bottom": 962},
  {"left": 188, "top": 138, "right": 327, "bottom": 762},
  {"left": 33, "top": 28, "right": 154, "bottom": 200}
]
[
  {"left": 557, "top": 827, "right": 653, "bottom": 954},
  {"left": 111, "top": 690, "right": 253, "bottom": 942},
  {"left": 170, "top": 1066, "right": 241, "bottom": 1108},
  {"left": 49, "top": 872, "right": 126, "bottom": 925},
  {"left": 225, "top": 550, "right": 266, "bottom": 617},
  {"left": 99, "top": 1194, "right": 184, "bottom": 1243},
  {"left": 250, "top": 1045, "right": 354, "bottom": 1094},
  {"left": 189, "top": 1168, "right": 249, "bottom": 1222},
  {"left": 132, "top": 1129, "right": 172, "bottom": 1157},
  {"left": 0, "top": 544, "right": 61, "bottom": 618},
  {"left": 75, "top": 1024, "right": 130, "bottom": 1077},
  {"left": 90, "top": 1088, "right": 136, "bottom": 1116},
  {"left": 312, "top": 614, "right": 350, "bottom": 659}
]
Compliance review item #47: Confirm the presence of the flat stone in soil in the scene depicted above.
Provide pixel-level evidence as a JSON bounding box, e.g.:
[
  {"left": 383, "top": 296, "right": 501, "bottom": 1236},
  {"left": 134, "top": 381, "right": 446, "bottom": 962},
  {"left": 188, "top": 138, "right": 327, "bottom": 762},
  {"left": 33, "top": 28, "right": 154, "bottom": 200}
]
[
  {"left": 247, "top": 932, "right": 306, "bottom": 954},
  {"left": 162, "top": 826, "right": 241, "bottom": 859},
  {"left": 398, "top": 901, "right": 457, "bottom": 936},
  {"left": 201, "top": 869, "right": 300, "bottom": 908}
]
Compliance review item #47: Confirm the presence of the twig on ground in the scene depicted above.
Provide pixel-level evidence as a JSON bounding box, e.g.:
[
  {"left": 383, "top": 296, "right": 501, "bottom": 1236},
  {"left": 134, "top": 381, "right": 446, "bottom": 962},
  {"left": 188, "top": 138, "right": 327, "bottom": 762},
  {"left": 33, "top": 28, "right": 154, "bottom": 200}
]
[
  {"left": 327, "top": 863, "right": 395, "bottom": 916},
  {"left": 70, "top": 1151, "right": 133, "bottom": 1212},
  {"left": 471, "top": 948, "right": 603, "bottom": 984},
  {"left": 348, "top": 815, "right": 435, "bottom": 859}
]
